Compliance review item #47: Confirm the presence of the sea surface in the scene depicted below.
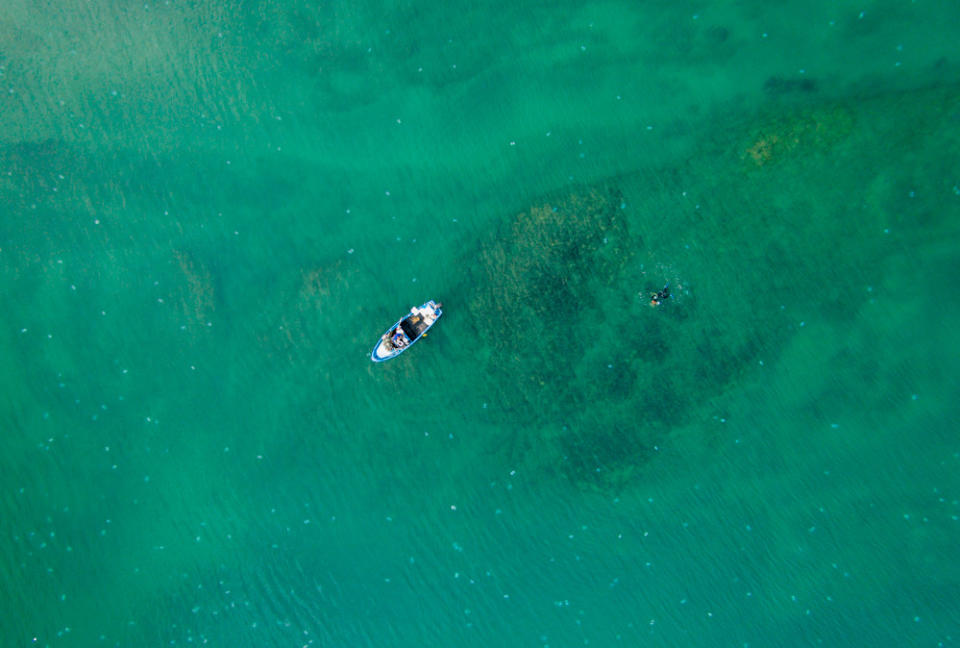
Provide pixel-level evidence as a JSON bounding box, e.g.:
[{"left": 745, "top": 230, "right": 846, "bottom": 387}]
[{"left": 2, "top": 1, "right": 959, "bottom": 646}]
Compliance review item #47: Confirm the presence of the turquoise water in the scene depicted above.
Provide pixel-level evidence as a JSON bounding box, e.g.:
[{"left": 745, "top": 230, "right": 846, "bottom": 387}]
[{"left": 2, "top": 1, "right": 960, "bottom": 645}]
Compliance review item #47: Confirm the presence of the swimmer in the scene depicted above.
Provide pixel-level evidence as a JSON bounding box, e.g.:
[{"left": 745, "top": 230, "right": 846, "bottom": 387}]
[{"left": 650, "top": 283, "right": 670, "bottom": 307}]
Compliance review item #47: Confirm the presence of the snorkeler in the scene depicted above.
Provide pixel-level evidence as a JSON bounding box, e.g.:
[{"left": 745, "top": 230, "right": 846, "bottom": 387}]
[{"left": 650, "top": 283, "right": 670, "bottom": 307}]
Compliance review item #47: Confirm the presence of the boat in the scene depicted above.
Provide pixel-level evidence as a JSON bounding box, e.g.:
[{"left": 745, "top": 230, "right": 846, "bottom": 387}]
[{"left": 370, "top": 300, "right": 443, "bottom": 362}]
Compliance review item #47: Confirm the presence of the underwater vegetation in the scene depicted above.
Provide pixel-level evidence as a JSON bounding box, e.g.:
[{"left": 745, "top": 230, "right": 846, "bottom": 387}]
[
  {"left": 743, "top": 105, "right": 854, "bottom": 167},
  {"left": 467, "top": 186, "right": 632, "bottom": 409},
  {"left": 763, "top": 76, "right": 818, "bottom": 95},
  {"left": 171, "top": 249, "right": 216, "bottom": 332}
]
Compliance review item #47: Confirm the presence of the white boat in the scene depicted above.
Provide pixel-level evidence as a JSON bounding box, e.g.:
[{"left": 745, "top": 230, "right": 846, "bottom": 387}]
[{"left": 370, "top": 300, "right": 443, "bottom": 362}]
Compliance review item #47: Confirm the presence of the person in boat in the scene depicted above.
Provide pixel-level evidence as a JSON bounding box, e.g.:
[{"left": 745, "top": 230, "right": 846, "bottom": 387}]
[
  {"left": 650, "top": 284, "right": 670, "bottom": 307},
  {"left": 391, "top": 327, "right": 407, "bottom": 348},
  {"left": 411, "top": 302, "right": 443, "bottom": 324}
]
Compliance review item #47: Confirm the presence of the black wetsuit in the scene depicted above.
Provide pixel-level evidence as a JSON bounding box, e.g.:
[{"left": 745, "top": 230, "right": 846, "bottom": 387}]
[{"left": 652, "top": 284, "right": 670, "bottom": 303}]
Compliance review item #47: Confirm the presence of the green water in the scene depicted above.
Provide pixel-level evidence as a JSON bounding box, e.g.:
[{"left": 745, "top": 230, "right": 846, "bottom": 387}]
[{"left": 3, "top": 0, "right": 960, "bottom": 645}]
